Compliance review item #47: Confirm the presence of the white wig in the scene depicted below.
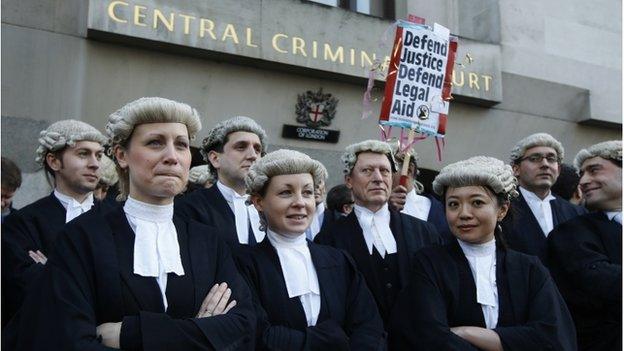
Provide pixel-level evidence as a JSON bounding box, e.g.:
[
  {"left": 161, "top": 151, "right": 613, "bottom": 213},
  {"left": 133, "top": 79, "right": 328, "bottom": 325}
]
[
  {"left": 188, "top": 165, "right": 215, "bottom": 186},
  {"left": 509, "top": 133, "right": 564, "bottom": 164},
  {"left": 35, "top": 119, "right": 107, "bottom": 164},
  {"left": 574, "top": 140, "right": 622, "bottom": 171},
  {"left": 99, "top": 155, "right": 119, "bottom": 186},
  {"left": 246, "top": 149, "right": 327, "bottom": 197},
  {"left": 342, "top": 140, "right": 397, "bottom": 175},
  {"left": 200, "top": 116, "right": 268, "bottom": 162},
  {"left": 106, "top": 97, "right": 202, "bottom": 146},
  {"left": 433, "top": 156, "right": 519, "bottom": 200}
]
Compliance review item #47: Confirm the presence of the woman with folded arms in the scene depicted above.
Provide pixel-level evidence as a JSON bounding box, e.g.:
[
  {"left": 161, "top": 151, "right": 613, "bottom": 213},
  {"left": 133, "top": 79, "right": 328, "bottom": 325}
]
[
  {"left": 390, "top": 156, "right": 576, "bottom": 351},
  {"left": 5, "top": 97, "right": 255, "bottom": 350},
  {"left": 239, "top": 149, "right": 386, "bottom": 350}
]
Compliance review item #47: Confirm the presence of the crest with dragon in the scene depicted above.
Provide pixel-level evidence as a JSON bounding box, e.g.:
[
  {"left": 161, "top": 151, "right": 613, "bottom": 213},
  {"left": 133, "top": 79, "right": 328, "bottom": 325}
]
[{"left": 295, "top": 88, "right": 339, "bottom": 128}]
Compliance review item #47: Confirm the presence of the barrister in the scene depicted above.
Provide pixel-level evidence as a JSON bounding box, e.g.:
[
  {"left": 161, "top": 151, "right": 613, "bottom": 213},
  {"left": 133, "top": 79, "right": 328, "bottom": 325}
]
[
  {"left": 240, "top": 149, "right": 386, "bottom": 350},
  {"left": 315, "top": 140, "right": 441, "bottom": 328},
  {"left": 2, "top": 119, "right": 107, "bottom": 326},
  {"left": 390, "top": 156, "right": 576, "bottom": 351},
  {"left": 549, "top": 140, "right": 622, "bottom": 351},
  {"left": 175, "top": 116, "right": 267, "bottom": 251},
  {"left": 3, "top": 97, "right": 255, "bottom": 350},
  {"left": 502, "top": 133, "right": 585, "bottom": 264}
]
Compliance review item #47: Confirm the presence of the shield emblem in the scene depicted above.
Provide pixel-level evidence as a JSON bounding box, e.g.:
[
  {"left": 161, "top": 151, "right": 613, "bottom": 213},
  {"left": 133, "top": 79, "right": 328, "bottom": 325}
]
[
  {"left": 295, "top": 88, "right": 338, "bottom": 128},
  {"left": 308, "top": 103, "right": 325, "bottom": 122}
]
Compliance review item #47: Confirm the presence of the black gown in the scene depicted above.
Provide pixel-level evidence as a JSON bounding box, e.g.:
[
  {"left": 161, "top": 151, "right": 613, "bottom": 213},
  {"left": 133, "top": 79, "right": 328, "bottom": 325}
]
[
  {"left": 502, "top": 191, "right": 585, "bottom": 264},
  {"left": 174, "top": 186, "right": 258, "bottom": 257},
  {"left": 410, "top": 193, "right": 453, "bottom": 243},
  {"left": 319, "top": 208, "right": 336, "bottom": 234},
  {"left": 314, "top": 210, "right": 441, "bottom": 327},
  {"left": 389, "top": 240, "right": 577, "bottom": 351},
  {"left": 1, "top": 192, "right": 102, "bottom": 326},
  {"left": 3, "top": 205, "right": 255, "bottom": 351},
  {"left": 548, "top": 212, "right": 622, "bottom": 351},
  {"left": 238, "top": 238, "right": 386, "bottom": 350}
]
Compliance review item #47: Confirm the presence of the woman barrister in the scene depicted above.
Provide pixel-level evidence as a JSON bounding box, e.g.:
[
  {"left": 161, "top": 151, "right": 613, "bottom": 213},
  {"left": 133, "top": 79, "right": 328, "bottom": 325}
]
[
  {"left": 5, "top": 97, "right": 255, "bottom": 350},
  {"left": 389, "top": 156, "right": 576, "bottom": 351},
  {"left": 239, "top": 149, "right": 386, "bottom": 350}
]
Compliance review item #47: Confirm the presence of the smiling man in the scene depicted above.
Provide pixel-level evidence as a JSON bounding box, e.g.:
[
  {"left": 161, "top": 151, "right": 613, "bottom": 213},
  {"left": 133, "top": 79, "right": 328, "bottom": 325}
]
[
  {"left": 2, "top": 119, "right": 106, "bottom": 326},
  {"left": 175, "top": 116, "right": 268, "bottom": 250},
  {"left": 315, "top": 140, "right": 441, "bottom": 328},
  {"left": 502, "top": 133, "right": 585, "bottom": 264},
  {"left": 548, "top": 140, "right": 622, "bottom": 351}
]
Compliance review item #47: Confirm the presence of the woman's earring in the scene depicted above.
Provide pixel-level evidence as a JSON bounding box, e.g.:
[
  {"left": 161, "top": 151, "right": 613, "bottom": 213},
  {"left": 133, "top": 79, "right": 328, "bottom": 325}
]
[{"left": 496, "top": 222, "right": 502, "bottom": 233}]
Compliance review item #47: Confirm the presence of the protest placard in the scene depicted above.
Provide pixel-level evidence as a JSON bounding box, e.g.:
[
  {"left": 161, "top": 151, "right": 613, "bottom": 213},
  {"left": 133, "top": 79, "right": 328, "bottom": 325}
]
[{"left": 379, "top": 21, "right": 454, "bottom": 137}]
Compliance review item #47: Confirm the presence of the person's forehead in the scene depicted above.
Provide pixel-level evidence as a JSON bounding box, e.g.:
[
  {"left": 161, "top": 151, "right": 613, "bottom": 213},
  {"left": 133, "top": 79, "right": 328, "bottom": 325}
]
[
  {"left": 226, "top": 131, "right": 261, "bottom": 145},
  {"left": 133, "top": 122, "right": 189, "bottom": 137},
  {"left": 581, "top": 156, "right": 612, "bottom": 171},
  {"left": 68, "top": 140, "right": 104, "bottom": 152},
  {"left": 268, "top": 173, "right": 314, "bottom": 188},
  {"left": 523, "top": 145, "right": 557, "bottom": 156},
  {"left": 446, "top": 185, "right": 491, "bottom": 197},
  {"left": 355, "top": 152, "right": 391, "bottom": 166}
]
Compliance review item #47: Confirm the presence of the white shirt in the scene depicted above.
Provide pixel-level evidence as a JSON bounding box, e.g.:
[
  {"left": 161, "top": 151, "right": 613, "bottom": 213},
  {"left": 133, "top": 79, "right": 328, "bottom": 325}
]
[
  {"left": 605, "top": 211, "right": 622, "bottom": 224},
  {"left": 305, "top": 202, "right": 325, "bottom": 240},
  {"left": 124, "top": 197, "right": 185, "bottom": 311},
  {"left": 266, "top": 229, "right": 321, "bottom": 327},
  {"left": 216, "top": 181, "right": 265, "bottom": 244},
  {"left": 458, "top": 238, "right": 499, "bottom": 329},
  {"left": 54, "top": 189, "right": 94, "bottom": 223},
  {"left": 520, "top": 187, "right": 556, "bottom": 236},
  {"left": 402, "top": 189, "right": 432, "bottom": 221},
  {"left": 353, "top": 204, "right": 397, "bottom": 258}
]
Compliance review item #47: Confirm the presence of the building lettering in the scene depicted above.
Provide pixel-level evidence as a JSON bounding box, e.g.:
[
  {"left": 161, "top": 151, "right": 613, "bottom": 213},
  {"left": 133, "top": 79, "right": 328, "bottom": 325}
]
[{"left": 100, "top": 0, "right": 495, "bottom": 96}]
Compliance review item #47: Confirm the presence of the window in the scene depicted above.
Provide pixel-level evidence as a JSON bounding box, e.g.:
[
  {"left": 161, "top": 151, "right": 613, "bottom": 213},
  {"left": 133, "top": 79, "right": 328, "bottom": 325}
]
[
  {"left": 307, "top": 0, "right": 394, "bottom": 19},
  {"left": 310, "top": 0, "right": 339, "bottom": 6}
]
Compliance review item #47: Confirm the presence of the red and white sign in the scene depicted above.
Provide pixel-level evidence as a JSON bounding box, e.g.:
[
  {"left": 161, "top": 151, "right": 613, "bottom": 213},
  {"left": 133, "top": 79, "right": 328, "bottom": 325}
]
[{"left": 379, "top": 21, "right": 457, "bottom": 137}]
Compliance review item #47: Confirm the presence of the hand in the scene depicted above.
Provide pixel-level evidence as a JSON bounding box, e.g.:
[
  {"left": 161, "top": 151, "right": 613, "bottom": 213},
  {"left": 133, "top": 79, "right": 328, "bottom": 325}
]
[
  {"left": 451, "top": 326, "right": 503, "bottom": 351},
  {"left": 196, "top": 283, "right": 237, "bottom": 318},
  {"left": 28, "top": 250, "right": 48, "bottom": 265},
  {"left": 450, "top": 326, "right": 468, "bottom": 338},
  {"left": 389, "top": 185, "right": 408, "bottom": 211},
  {"left": 96, "top": 322, "right": 122, "bottom": 349}
]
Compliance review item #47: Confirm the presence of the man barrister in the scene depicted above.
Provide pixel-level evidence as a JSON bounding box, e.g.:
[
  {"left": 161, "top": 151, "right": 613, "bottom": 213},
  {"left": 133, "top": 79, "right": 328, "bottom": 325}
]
[
  {"left": 175, "top": 116, "right": 267, "bottom": 249},
  {"left": 2, "top": 120, "right": 107, "bottom": 325},
  {"left": 549, "top": 140, "right": 622, "bottom": 351},
  {"left": 315, "top": 140, "right": 441, "bottom": 328},
  {"left": 502, "top": 133, "right": 585, "bottom": 264}
]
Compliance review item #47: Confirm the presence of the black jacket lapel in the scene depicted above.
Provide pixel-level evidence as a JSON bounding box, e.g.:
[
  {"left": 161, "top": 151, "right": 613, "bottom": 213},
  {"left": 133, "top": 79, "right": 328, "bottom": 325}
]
[
  {"left": 260, "top": 239, "right": 309, "bottom": 329},
  {"left": 109, "top": 207, "right": 166, "bottom": 313},
  {"left": 515, "top": 192, "right": 544, "bottom": 235},
  {"left": 592, "top": 212, "right": 622, "bottom": 264},
  {"left": 549, "top": 197, "right": 565, "bottom": 227},
  {"left": 448, "top": 242, "right": 487, "bottom": 328},
  {"left": 175, "top": 217, "right": 204, "bottom": 316},
  {"left": 343, "top": 212, "right": 377, "bottom": 292},
  {"left": 37, "top": 193, "right": 68, "bottom": 250},
  {"left": 208, "top": 186, "right": 235, "bottom": 221},
  {"left": 494, "top": 247, "right": 515, "bottom": 326},
  {"left": 309, "top": 242, "right": 338, "bottom": 322},
  {"left": 390, "top": 211, "right": 410, "bottom": 287}
]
